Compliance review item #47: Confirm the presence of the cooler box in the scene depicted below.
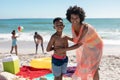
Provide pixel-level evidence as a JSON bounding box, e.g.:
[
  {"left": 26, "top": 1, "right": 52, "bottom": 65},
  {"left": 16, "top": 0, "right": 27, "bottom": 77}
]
[
  {"left": 2, "top": 55, "right": 20, "bottom": 74},
  {"left": 30, "top": 57, "right": 51, "bottom": 69}
]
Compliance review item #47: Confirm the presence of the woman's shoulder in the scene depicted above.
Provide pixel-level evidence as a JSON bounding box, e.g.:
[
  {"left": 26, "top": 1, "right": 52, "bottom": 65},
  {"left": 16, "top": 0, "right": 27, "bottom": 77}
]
[
  {"left": 84, "top": 23, "right": 97, "bottom": 33},
  {"left": 83, "top": 23, "right": 91, "bottom": 27},
  {"left": 83, "top": 22, "right": 95, "bottom": 29}
]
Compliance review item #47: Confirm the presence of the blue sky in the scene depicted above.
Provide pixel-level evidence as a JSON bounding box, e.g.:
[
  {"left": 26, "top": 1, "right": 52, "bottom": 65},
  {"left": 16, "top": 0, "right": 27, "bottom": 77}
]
[{"left": 0, "top": 0, "right": 120, "bottom": 19}]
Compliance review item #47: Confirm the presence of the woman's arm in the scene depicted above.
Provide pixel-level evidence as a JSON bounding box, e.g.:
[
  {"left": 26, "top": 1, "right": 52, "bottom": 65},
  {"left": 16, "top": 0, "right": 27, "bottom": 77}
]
[
  {"left": 65, "top": 42, "right": 82, "bottom": 51},
  {"left": 65, "top": 36, "right": 73, "bottom": 42},
  {"left": 78, "top": 24, "right": 88, "bottom": 42},
  {"left": 55, "top": 42, "right": 82, "bottom": 53}
]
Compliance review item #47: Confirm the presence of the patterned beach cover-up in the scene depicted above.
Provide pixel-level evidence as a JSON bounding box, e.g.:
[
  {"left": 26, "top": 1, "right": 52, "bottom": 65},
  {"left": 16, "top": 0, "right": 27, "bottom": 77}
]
[{"left": 72, "top": 23, "right": 103, "bottom": 80}]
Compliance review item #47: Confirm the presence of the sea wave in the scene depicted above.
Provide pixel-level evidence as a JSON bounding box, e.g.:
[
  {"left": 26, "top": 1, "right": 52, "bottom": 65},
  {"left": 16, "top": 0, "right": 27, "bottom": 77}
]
[{"left": 0, "top": 32, "right": 120, "bottom": 45}]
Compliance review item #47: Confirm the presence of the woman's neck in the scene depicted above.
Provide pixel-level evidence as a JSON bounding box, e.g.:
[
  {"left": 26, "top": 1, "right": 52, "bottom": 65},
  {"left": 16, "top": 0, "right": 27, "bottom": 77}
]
[
  {"left": 73, "top": 23, "right": 83, "bottom": 36},
  {"left": 73, "top": 22, "right": 82, "bottom": 27},
  {"left": 73, "top": 23, "right": 82, "bottom": 30}
]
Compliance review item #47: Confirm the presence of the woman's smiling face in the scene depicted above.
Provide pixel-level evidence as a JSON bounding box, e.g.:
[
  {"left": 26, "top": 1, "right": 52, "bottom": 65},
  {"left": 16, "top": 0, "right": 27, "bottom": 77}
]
[{"left": 70, "top": 14, "right": 80, "bottom": 26}]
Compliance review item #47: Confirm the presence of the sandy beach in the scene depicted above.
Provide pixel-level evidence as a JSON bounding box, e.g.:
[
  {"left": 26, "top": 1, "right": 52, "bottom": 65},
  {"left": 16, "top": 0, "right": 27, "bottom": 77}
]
[{"left": 0, "top": 40, "right": 120, "bottom": 80}]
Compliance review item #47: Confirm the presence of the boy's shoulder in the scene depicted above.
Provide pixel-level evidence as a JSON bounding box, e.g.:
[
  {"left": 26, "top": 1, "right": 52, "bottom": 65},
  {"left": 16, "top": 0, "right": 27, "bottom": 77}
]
[
  {"left": 51, "top": 33, "right": 56, "bottom": 37},
  {"left": 61, "top": 33, "right": 66, "bottom": 38},
  {"left": 51, "top": 32, "right": 68, "bottom": 39},
  {"left": 50, "top": 33, "right": 56, "bottom": 40}
]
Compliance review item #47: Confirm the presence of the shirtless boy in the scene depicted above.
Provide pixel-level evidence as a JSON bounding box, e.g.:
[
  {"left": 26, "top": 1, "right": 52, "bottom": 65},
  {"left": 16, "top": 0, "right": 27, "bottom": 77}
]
[{"left": 46, "top": 17, "right": 68, "bottom": 80}]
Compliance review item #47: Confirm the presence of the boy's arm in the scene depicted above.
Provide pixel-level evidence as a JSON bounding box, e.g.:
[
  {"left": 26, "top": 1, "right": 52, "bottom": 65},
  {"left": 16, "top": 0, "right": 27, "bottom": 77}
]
[{"left": 46, "top": 36, "right": 54, "bottom": 52}]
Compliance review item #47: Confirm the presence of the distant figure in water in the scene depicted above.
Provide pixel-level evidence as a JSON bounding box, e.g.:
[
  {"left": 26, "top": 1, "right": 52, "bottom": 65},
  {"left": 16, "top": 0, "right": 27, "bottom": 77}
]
[
  {"left": 10, "top": 30, "right": 19, "bottom": 55},
  {"left": 34, "top": 32, "right": 44, "bottom": 54}
]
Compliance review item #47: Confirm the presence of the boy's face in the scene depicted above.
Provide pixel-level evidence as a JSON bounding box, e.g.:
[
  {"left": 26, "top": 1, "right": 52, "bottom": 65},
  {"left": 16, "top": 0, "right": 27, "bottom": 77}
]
[{"left": 54, "top": 20, "right": 64, "bottom": 32}]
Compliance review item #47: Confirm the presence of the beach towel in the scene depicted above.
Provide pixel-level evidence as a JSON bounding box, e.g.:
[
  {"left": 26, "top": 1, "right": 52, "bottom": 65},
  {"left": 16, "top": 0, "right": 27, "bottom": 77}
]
[
  {"left": 34, "top": 73, "right": 73, "bottom": 80},
  {"left": 64, "top": 66, "right": 76, "bottom": 77},
  {"left": 72, "top": 23, "right": 103, "bottom": 80},
  {"left": 16, "top": 66, "right": 52, "bottom": 80},
  {"left": 33, "top": 73, "right": 54, "bottom": 80}
]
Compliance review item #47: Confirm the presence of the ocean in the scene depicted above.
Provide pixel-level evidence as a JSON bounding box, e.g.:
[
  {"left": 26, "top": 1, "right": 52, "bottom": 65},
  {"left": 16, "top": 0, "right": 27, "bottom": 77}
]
[{"left": 0, "top": 18, "right": 120, "bottom": 45}]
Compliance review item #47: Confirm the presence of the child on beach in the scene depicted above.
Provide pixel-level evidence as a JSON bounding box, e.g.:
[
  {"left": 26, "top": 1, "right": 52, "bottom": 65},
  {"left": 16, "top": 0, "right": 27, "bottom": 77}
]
[
  {"left": 10, "top": 30, "right": 19, "bottom": 55},
  {"left": 46, "top": 17, "right": 81, "bottom": 80},
  {"left": 34, "top": 32, "right": 44, "bottom": 54},
  {"left": 46, "top": 17, "right": 69, "bottom": 80}
]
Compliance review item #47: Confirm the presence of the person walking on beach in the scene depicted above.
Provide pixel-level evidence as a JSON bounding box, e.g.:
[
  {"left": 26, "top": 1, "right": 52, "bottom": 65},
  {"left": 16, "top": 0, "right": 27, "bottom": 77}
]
[
  {"left": 34, "top": 32, "right": 44, "bottom": 54},
  {"left": 46, "top": 17, "right": 69, "bottom": 80},
  {"left": 64, "top": 5, "right": 103, "bottom": 80},
  {"left": 10, "top": 30, "right": 19, "bottom": 55}
]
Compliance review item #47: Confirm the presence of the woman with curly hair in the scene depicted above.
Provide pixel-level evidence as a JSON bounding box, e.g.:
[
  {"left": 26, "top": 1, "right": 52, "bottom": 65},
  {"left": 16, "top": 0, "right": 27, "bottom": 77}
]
[{"left": 65, "top": 5, "right": 103, "bottom": 80}]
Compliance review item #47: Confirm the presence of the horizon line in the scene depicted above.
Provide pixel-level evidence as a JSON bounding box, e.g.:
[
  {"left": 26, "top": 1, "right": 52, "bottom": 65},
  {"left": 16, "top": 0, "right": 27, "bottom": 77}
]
[{"left": 0, "top": 17, "right": 120, "bottom": 20}]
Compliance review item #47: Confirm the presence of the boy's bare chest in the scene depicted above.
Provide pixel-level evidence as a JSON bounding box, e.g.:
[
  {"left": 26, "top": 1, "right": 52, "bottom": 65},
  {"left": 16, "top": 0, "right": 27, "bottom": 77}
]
[{"left": 54, "top": 37, "right": 67, "bottom": 47}]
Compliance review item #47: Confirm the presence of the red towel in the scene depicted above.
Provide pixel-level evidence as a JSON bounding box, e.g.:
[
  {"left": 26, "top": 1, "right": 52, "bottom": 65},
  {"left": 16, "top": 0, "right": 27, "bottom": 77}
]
[{"left": 16, "top": 66, "right": 52, "bottom": 80}]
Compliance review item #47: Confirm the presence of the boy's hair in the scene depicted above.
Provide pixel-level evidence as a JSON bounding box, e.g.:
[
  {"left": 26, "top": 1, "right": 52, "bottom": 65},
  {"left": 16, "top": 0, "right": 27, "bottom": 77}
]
[{"left": 53, "top": 17, "right": 63, "bottom": 24}]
